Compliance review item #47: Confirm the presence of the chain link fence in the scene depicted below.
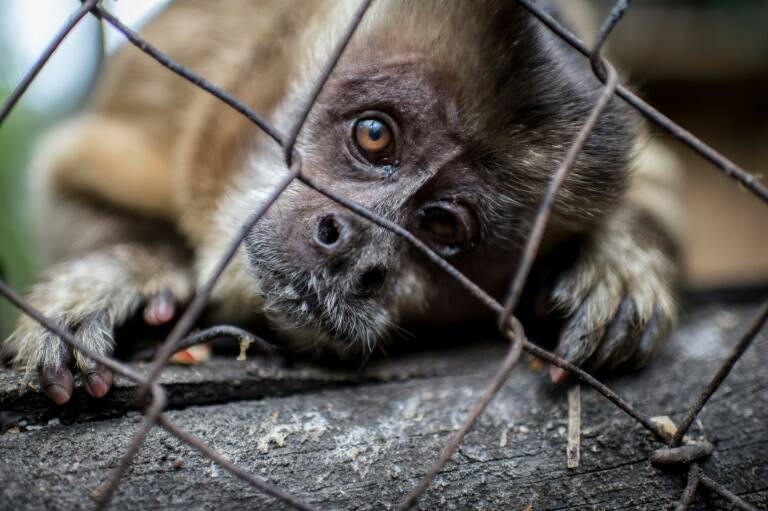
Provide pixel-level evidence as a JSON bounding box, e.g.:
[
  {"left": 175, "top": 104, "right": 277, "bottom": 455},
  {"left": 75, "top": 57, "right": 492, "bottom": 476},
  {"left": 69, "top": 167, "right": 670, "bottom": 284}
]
[{"left": 0, "top": 0, "right": 766, "bottom": 509}]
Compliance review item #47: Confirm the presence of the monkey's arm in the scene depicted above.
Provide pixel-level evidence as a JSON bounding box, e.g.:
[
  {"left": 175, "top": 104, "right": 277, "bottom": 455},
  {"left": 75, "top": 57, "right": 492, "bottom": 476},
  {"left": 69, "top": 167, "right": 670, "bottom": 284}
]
[
  {"left": 548, "top": 141, "right": 682, "bottom": 381},
  {"left": 5, "top": 121, "right": 194, "bottom": 405},
  {"left": 9, "top": 243, "right": 193, "bottom": 404}
]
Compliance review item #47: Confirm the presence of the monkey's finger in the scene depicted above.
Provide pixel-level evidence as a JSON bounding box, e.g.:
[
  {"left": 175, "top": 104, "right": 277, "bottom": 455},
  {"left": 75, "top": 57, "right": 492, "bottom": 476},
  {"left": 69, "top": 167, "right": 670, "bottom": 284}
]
[
  {"left": 550, "top": 314, "right": 610, "bottom": 384},
  {"left": 74, "top": 315, "right": 116, "bottom": 399},
  {"left": 84, "top": 365, "right": 113, "bottom": 399},
  {"left": 587, "top": 298, "right": 643, "bottom": 373},
  {"left": 550, "top": 282, "right": 625, "bottom": 383},
  {"left": 38, "top": 339, "right": 75, "bottom": 405},
  {"left": 629, "top": 306, "right": 669, "bottom": 370},
  {"left": 143, "top": 289, "right": 176, "bottom": 326},
  {"left": 40, "top": 365, "right": 74, "bottom": 405}
]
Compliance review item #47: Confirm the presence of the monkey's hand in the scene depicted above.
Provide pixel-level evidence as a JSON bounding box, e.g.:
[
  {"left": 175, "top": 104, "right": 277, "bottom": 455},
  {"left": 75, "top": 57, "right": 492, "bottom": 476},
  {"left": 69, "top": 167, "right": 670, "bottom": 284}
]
[
  {"left": 548, "top": 209, "right": 678, "bottom": 382},
  {"left": 6, "top": 245, "right": 192, "bottom": 404}
]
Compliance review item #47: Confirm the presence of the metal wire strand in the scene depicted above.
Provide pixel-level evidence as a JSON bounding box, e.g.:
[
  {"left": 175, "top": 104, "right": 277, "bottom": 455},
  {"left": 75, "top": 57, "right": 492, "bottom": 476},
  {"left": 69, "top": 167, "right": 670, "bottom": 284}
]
[
  {"left": 159, "top": 416, "right": 321, "bottom": 511},
  {"left": 398, "top": 321, "right": 525, "bottom": 511},
  {"left": 400, "top": 25, "right": 623, "bottom": 504},
  {"left": 300, "top": 155, "right": 669, "bottom": 444},
  {"left": 0, "top": 279, "right": 143, "bottom": 382},
  {"left": 93, "top": 3, "right": 372, "bottom": 506},
  {"left": 91, "top": 4, "right": 284, "bottom": 145},
  {"left": 298, "top": 158, "right": 671, "bottom": 446},
  {"left": 498, "top": 63, "right": 619, "bottom": 330},
  {"left": 698, "top": 473, "right": 759, "bottom": 511},
  {"left": 136, "top": 159, "right": 301, "bottom": 397},
  {"left": 589, "top": 0, "right": 630, "bottom": 80},
  {"left": 0, "top": 0, "right": 766, "bottom": 509},
  {"left": 515, "top": 0, "right": 768, "bottom": 203},
  {"left": 670, "top": 301, "right": 768, "bottom": 446},
  {"left": 283, "top": 0, "right": 373, "bottom": 167},
  {"left": 0, "top": 0, "right": 100, "bottom": 124},
  {"left": 172, "top": 325, "right": 279, "bottom": 355},
  {"left": 675, "top": 463, "right": 701, "bottom": 511},
  {"left": 93, "top": 384, "right": 167, "bottom": 510}
]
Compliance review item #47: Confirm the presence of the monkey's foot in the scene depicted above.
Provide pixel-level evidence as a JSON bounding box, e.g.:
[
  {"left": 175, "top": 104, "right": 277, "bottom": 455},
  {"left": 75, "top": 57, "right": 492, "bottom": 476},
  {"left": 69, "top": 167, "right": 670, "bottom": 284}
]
[
  {"left": 548, "top": 233, "right": 677, "bottom": 383},
  {"left": 6, "top": 249, "right": 192, "bottom": 404}
]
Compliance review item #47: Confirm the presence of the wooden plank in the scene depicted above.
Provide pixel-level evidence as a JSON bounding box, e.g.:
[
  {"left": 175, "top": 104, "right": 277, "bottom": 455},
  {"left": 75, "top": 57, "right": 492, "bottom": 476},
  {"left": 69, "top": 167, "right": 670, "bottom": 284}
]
[
  {"left": 0, "top": 342, "right": 501, "bottom": 424},
  {"left": 0, "top": 300, "right": 766, "bottom": 510}
]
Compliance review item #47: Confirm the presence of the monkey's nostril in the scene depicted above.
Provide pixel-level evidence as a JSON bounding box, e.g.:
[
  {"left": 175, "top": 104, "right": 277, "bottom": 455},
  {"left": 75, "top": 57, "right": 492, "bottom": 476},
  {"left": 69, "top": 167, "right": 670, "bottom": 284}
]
[
  {"left": 359, "top": 266, "right": 387, "bottom": 292},
  {"left": 315, "top": 214, "right": 342, "bottom": 248}
]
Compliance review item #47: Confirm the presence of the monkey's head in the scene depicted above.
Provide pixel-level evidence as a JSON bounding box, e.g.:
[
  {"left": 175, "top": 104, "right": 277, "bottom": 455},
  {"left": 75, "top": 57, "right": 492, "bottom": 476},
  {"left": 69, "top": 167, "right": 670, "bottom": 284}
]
[{"left": 241, "top": 0, "right": 635, "bottom": 355}]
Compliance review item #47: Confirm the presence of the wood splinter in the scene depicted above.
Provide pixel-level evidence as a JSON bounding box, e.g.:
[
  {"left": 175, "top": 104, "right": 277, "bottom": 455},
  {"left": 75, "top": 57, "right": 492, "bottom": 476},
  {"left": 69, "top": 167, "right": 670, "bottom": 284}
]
[{"left": 567, "top": 384, "right": 581, "bottom": 469}]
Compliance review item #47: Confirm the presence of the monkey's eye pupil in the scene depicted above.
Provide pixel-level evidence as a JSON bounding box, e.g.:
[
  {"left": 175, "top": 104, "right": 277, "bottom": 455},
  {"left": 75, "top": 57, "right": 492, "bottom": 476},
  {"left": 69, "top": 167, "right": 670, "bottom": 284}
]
[
  {"left": 367, "top": 123, "right": 382, "bottom": 141},
  {"left": 354, "top": 118, "right": 393, "bottom": 157}
]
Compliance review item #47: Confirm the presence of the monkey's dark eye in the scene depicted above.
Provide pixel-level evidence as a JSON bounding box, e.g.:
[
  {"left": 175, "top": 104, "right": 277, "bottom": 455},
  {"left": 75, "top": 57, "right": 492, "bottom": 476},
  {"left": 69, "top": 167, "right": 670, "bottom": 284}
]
[
  {"left": 353, "top": 117, "right": 394, "bottom": 163},
  {"left": 418, "top": 202, "right": 475, "bottom": 257}
]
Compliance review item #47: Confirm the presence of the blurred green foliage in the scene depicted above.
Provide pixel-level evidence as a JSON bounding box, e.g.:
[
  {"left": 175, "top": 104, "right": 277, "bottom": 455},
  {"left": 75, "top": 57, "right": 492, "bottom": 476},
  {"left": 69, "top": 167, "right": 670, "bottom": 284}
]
[
  {"left": 0, "top": 2, "right": 100, "bottom": 343},
  {"left": 0, "top": 99, "right": 40, "bottom": 340}
]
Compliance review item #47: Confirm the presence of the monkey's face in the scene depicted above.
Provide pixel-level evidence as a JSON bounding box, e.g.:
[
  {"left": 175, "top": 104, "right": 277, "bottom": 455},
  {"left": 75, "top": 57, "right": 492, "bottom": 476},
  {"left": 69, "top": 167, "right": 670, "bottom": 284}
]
[
  {"left": 244, "top": 3, "right": 634, "bottom": 355},
  {"left": 246, "top": 63, "right": 496, "bottom": 353}
]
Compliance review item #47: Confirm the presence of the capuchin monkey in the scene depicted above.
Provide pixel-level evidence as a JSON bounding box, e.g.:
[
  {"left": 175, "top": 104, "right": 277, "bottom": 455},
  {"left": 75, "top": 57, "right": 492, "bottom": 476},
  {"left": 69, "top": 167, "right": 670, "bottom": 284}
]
[{"left": 5, "top": 0, "right": 681, "bottom": 405}]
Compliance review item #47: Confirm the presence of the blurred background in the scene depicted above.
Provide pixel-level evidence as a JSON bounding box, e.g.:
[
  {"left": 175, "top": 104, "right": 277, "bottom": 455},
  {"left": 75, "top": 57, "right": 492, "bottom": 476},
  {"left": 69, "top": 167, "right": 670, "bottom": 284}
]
[
  {"left": 0, "top": 0, "right": 169, "bottom": 338},
  {"left": 0, "top": 0, "right": 766, "bottom": 339}
]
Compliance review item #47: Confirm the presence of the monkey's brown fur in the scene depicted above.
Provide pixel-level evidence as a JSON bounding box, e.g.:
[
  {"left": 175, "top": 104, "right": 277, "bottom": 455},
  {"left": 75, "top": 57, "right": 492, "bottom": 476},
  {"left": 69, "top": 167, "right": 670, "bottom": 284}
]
[{"left": 6, "top": 0, "right": 680, "bottom": 404}]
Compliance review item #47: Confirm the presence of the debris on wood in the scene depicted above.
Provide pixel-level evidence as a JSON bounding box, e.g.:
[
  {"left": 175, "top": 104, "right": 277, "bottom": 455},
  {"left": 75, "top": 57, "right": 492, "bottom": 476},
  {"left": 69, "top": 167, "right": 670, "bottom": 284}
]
[
  {"left": 237, "top": 337, "right": 253, "bottom": 361},
  {"left": 650, "top": 415, "right": 678, "bottom": 441},
  {"left": 170, "top": 343, "right": 211, "bottom": 365},
  {"left": 567, "top": 384, "right": 581, "bottom": 469}
]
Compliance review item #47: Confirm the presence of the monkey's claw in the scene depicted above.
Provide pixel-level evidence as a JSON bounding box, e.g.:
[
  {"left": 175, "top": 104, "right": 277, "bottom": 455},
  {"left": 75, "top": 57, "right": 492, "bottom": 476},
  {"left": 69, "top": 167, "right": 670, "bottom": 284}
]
[
  {"left": 7, "top": 254, "right": 192, "bottom": 404},
  {"left": 143, "top": 289, "right": 177, "bottom": 326},
  {"left": 548, "top": 240, "right": 676, "bottom": 383},
  {"left": 11, "top": 308, "right": 119, "bottom": 404},
  {"left": 39, "top": 348, "right": 75, "bottom": 405}
]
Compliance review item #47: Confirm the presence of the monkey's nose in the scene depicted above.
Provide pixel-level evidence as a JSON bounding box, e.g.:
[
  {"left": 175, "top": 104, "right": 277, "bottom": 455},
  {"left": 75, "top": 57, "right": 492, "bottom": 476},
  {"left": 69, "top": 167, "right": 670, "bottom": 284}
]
[
  {"left": 358, "top": 266, "right": 388, "bottom": 294},
  {"left": 312, "top": 213, "right": 349, "bottom": 251}
]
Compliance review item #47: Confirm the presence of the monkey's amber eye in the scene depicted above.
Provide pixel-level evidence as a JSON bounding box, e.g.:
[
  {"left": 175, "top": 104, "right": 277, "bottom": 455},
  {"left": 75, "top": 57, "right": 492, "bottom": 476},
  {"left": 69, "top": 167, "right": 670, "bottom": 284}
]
[
  {"left": 353, "top": 118, "right": 393, "bottom": 160},
  {"left": 419, "top": 202, "right": 475, "bottom": 257}
]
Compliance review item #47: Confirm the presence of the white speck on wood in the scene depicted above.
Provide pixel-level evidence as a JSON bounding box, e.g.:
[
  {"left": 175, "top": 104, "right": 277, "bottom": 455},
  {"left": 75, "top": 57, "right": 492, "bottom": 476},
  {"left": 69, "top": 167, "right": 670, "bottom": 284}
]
[{"left": 650, "top": 415, "right": 678, "bottom": 440}]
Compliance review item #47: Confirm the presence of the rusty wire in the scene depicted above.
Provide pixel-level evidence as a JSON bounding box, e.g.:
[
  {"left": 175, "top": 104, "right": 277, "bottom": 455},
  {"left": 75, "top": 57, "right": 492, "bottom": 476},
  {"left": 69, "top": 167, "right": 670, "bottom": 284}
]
[
  {"left": 0, "top": 0, "right": 766, "bottom": 509},
  {"left": 676, "top": 464, "right": 702, "bottom": 511}
]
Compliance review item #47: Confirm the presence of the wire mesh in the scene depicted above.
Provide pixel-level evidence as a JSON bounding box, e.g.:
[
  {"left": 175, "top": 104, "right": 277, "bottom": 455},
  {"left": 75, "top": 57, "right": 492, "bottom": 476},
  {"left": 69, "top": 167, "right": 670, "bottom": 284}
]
[{"left": 0, "top": 0, "right": 766, "bottom": 509}]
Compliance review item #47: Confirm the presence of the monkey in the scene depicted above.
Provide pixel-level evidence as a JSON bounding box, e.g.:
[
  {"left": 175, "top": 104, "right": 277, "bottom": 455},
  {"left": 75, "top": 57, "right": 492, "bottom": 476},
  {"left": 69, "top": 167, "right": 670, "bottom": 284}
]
[{"left": 4, "top": 0, "right": 681, "bottom": 405}]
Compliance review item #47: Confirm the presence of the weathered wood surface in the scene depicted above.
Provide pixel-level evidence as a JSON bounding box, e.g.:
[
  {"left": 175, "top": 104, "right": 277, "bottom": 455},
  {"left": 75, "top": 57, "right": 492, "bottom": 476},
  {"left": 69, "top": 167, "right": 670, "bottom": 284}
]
[{"left": 1, "top": 299, "right": 766, "bottom": 510}]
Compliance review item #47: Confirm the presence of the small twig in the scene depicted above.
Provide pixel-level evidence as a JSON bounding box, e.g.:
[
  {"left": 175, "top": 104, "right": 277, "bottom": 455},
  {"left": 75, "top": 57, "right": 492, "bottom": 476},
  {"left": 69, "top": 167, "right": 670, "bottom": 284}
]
[{"left": 567, "top": 384, "right": 581, "bottom": 469}]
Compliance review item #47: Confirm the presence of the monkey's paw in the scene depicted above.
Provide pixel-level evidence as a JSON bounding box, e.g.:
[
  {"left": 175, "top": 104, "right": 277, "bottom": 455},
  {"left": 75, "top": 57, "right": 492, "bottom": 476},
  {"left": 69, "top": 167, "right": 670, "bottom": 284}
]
[
  {"left": 5, "top": 250, "right": 191, "bottom": 404},
  {"left": 548, "top": 235, "right": 677, "bottom": 383}
]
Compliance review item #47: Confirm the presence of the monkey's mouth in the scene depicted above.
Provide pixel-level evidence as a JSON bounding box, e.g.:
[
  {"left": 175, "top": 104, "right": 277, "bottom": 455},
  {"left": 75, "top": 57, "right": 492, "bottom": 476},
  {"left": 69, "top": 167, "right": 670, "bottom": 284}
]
[{"left": 249, "top": 262, "right": 393, "bottom": 355}]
